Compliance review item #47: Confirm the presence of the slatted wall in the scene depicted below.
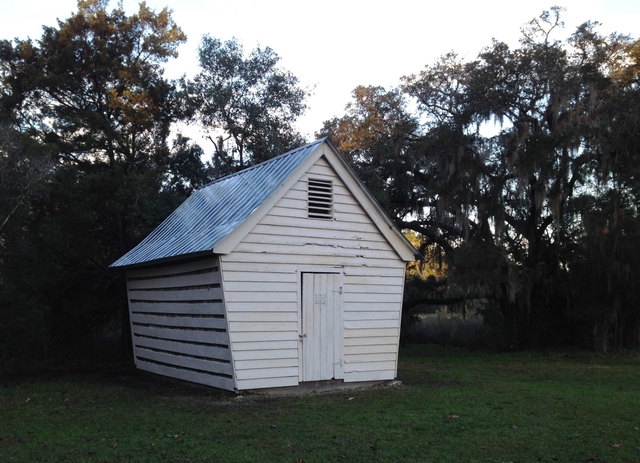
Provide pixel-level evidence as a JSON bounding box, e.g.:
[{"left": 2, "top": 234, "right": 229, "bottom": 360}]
[
  {"left": 222, "top": 155, "right": 406, "bottom": 390},
  {"left": 126, "top": 257, "right": 235, "bottom": 391}
]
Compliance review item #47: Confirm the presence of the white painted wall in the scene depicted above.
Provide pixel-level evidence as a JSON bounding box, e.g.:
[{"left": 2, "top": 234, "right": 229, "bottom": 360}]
[{"left": 221, "top": 156, "right": 406, "bottom": 390}]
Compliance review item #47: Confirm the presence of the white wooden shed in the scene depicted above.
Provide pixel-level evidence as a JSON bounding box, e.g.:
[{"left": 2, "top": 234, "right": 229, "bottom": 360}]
[{"left": 110, "top": 138, "right": 418, "bottom": 391}]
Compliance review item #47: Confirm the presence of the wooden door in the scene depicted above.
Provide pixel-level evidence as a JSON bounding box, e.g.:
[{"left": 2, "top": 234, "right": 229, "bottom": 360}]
[{"left": 300, "top": 273, "right": 343, "bottom": 381}]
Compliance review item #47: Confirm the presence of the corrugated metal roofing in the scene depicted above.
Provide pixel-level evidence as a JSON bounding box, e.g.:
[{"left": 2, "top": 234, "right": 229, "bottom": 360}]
[{"left": 110, "top": 138, "right": 326, "bottom": 268}]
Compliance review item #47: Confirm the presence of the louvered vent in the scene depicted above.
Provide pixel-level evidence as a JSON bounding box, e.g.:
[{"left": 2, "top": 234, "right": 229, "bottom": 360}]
[{"left": 308, "top": 178, "right": 333, "bottom": 219}]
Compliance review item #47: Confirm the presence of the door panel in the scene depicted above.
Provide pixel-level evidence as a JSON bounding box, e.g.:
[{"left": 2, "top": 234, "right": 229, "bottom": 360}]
[{"left": 301, "top": 273, "right": 342, "bottom": 381}]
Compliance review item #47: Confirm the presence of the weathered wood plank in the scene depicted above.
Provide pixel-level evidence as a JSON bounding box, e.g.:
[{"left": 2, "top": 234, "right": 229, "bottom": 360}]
[
  {"left": 343, "top": 336, "right": 398, "bottom": 347},
  {"left": 344, "top": 369, "right": 395, "bottom": 382},
  {"left": 223, "top": 291, "right": 297, "bottom": 303},
  {"left": 222, "top": 281, "right": 296, "bottom": 293},
  {"left": 127, "top": 272, "right": 220, "bottom": 290},
  {"left": 240, "top": 233, "right": 392, "bottom": 251},
  {"left": 137, "top": 360, "right": 235, "bottom": 391},
  {"left": 343, "top": 302, "right": 402, "bottom": 312},
  {"left": 343, "top": 292, "right": 403, "bottom": 304},
  {"left": 344, "top": 319, "right": 400, "bottom": 330},
  {"left": 236, "top": 376, "right": 298, "bottom": 390},
  {"left": 127, "top": 258, "right": 218, "bottom": 279},
  {"left": 133, "top": 336, "right": 231, "bottom": 361},
  {"left": 232, "top": 348, "right": 298, "bottom": 361},
  {"left": 235, "top": 366, "right": 298, "bottom": 381},
  {"left": 343, "top": 360, "right": 397, "bottom": 373},
  {"left": 224, "top": 301, "right": 297, "bottom": 312},
  {"left": 222, "top": 252, "right": 401, "bottom": 268},
  {"left": 344, "top": 352, "right": 397, "bottom": 363},
  {"left": 343, "top": 311, "right": 399, "bottom": 321},
  {"left": 135, "top": 348, "right": 233, "bottom": 376},
  {"left": 222, "top": 270, "right": 296, "bottom": 283},
  {"left": 248, "top": 223, "right": 386, "bottom": 243},
  {"left": 230, "top": 242, "right": 399, "bottom": 261},
  {"left": 131, "top": 313, "right": 227, "bottom": 330},
  {"left": 342, "top": 267, "right": 406, "bottom": 278},
  {"left": 258, "top": 214, "right": 381, "bottom": 234},
  {"left": 234, "top": 357, "right": 298, "bottom": 371},
  {"left": 129, "top": 301, "right": 224, "bottom": 315},
  {"left": 230, "top": 331, "right": 296, "bottom": 343},
  {"left": 231, "top": 340, "right": 299, "bottom": 351},
  {"left": 128, "top": 287, "right": 222, "bottom": 302},
  {"left": 344, "top": 328, "right": 398, "bottom": 338},
  {"left": 343, "top": 275, "right": 405, "bottom": 286},
  {"left": 228, "top": 321, "right": 298, "bottom": 332},
  {"left": 132, "top": 325, "right": 229, "bottom": 345},
  {"left": 345, "top": 282, "right": 405, "bottom": 294},
  {"left": 226, "top": 311, "right": 298, "bottom": 323},
  {"left": 345, "top": 344, "right": 397, "bottom": 355}
]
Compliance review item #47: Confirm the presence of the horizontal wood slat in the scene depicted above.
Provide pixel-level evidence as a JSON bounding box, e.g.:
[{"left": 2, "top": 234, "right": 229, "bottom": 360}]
[
  {"left": 232, "top": 348, "right": 298, "bottom": 361},
  {"left": 343, "top": 336, "right": 399, "bottom": 346},
  {"left": 226, "top": 311, "right": 298, "bottom": 323},
  {"left": 131, "top": 313, "right": 227, "bottom": 330},
  {"left": 344, "top": 319, "right": 400, "bottom": 330},
  {"left": 127, "top": 272, "right": 219, "bottom": 290},
  {"left": 137, "top": 360, "right": 234, "bottom": 391},
  {"left": 231, "top": 340, "right": 299, "bottom": 351},
  {"left": 228, "top": 321, "right": 298, "bottom": 332},
  {"left": 234, "top": 358, "right": 298, "bottom": 371},
  {"left": 129, "top": 301, "right": 225, "bottom": 315},
  {"left": 132, "top": 325, "right": 228, "bottom": 345},
  {"left": 235, "top": 366, "right": 299, "bottom": 381},
  {"left": 134, "top": 336, "right": 231, "bottom": 361},
  {"left": 127, "top": 258, "right": 218, "bottom": 279},
  {"left": 344, "top": 370, "right": 395, "bottom": 383},
  {"left": 128, "top": 287, "right": 222, "bottom": 302},
  {"left": 343, "top": 360, "right": 397, "bottom": 373},
  {"left": 136, "top": 348, "right": 233, "bottom": 376},
  {"left": 236, "top": 376, "right": 298, "bottom": 390}
]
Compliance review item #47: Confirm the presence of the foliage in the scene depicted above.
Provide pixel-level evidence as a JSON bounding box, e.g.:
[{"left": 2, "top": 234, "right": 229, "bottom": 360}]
[
  {"left": 0, "top": 0, "right": 196, "bottom": 364},
  {"left": 323, "top": 8, "right": 640, "bottom": 350},
  {"left": 186, "top": 36, "right": 309, "bottom": 173},
  {"left": 2, "top": 346, "right": 640, "bottom": 462}
]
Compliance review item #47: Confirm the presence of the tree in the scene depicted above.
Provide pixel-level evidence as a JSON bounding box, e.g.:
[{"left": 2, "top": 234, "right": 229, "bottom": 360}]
[
  {"left": 399, "top": 8, "right": 640, "bottom": 348},
  {"left": 317, "top": 85, "right": 419, "bottom": 219},
  {"left": 185, "top": 36, "right": 308, "bottom": 173},
  {"left": 0, "top": 0, "right": 191, "bottom": 363},
  {"left": 322, "top": 8, "right": 640, "bottom": 349}
]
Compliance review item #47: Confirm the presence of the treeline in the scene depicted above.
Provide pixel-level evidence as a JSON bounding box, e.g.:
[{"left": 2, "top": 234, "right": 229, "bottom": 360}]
[
  {"left": 1, "top": 3, "right": 638, "bottom": 367},
  {"left": 0, "top": 0, "right": 308, "bottom": 366},
  {"left": 320, "top": 8, "right": 640, "bottom": 351}
]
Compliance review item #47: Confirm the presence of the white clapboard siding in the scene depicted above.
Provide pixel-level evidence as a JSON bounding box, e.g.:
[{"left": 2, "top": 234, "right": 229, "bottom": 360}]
[
  {"left": 126, "top": 257, "right": 235, "bottom": 391},
  {"left": 222, "top": 155, "right": 406, "bottom": 389}
]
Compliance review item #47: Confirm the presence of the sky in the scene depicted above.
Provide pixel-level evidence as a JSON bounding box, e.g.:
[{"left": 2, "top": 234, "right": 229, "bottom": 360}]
[{"left": 3, "top": 0, "right": 639, "bottom": 151}]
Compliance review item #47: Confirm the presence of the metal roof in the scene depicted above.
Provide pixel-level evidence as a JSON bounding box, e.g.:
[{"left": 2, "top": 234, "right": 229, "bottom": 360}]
[{"left": 110, "top": 139, "right": 326, "bottom": 268}]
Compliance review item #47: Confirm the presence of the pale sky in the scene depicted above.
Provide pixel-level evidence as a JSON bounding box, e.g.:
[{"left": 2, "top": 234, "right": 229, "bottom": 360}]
[{"left": 3, "top": 0, "right": 639, "bottom": 151}]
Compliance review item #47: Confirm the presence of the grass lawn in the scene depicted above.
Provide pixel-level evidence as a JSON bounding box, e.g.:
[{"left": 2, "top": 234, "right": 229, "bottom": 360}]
[{"left": 1, "top": 345, "right": 640, "bottom": 462}]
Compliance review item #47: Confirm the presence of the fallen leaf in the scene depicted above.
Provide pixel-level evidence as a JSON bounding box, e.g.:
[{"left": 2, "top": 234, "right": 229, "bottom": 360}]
[
  {"left": 112, "top": 442, "right": 118, "bottom": 449},
  {"left": 612, "top": 443, "right": 623, "bottom": 448}
]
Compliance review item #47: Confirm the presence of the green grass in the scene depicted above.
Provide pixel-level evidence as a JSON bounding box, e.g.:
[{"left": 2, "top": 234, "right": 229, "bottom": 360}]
[{"left": 2, "top": 345, "right": 640, "bottom": 462}]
